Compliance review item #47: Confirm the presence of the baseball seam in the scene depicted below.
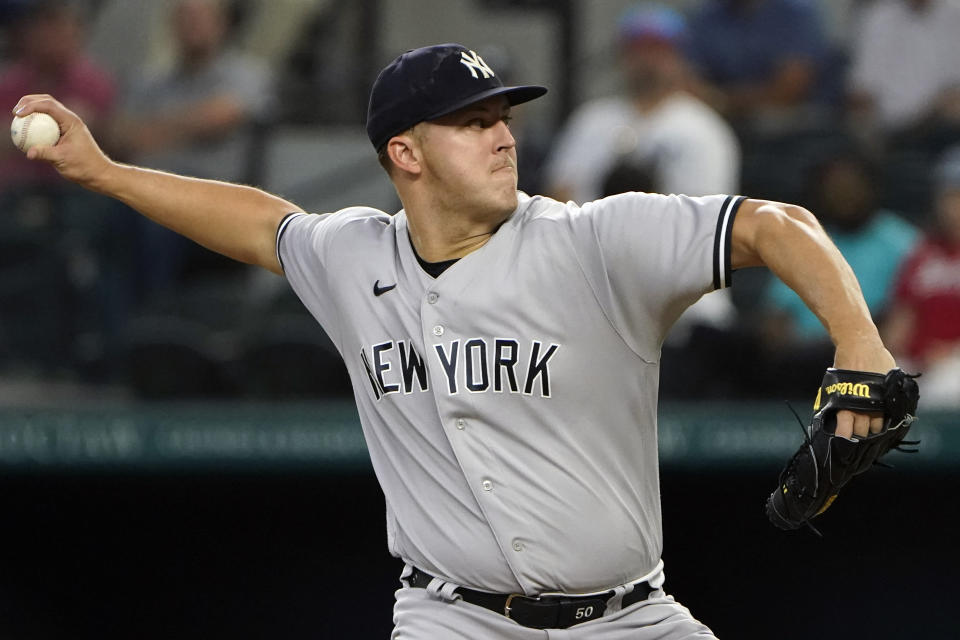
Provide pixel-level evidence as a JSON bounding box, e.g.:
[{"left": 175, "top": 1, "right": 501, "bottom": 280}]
[{"left": 16, "top": 115, "right": 33, "bottom": 151}]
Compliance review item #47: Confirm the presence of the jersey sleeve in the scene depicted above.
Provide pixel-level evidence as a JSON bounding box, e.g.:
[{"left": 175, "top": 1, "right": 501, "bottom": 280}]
[
  {"left": 566, "top": 192, "right": 744, "bottom": 358},
  {"left": 275, "top": 210, "right": 342, "bottom": 343}
]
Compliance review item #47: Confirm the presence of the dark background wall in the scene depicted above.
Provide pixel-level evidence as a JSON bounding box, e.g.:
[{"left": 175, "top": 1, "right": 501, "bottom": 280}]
[{"left": 2, "top": 468, "right": 954, "bottom": 639}]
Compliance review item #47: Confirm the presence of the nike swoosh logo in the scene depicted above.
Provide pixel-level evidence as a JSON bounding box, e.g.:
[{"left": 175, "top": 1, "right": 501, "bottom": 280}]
[{"left": 373, "top": 280, "right": 397, "bottom": 297}]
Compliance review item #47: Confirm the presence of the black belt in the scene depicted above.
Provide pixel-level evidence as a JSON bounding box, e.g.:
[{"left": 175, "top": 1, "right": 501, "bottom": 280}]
[{"left": 407, "top": 567, "right": 655, "bottom": 630}]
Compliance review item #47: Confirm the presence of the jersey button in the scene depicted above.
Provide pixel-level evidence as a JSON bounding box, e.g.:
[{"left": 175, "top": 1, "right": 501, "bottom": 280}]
[
  {"left": 512, "top": 541, "right": 524, "bottom": 552},
  {"left": 426, "top": 292, "right": 439, "bottom": 304},
  {"left": 432, "top": 325, "right": 444, "bottom": 336},
  {"left": 481, "top": 480, "right": 493, "bottom": 491},
  {"left": 456, "top": 418, "right": 465, "bottom": 430}
]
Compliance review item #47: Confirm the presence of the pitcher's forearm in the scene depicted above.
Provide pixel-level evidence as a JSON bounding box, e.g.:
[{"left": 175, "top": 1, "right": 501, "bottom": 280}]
[
  {"left": 94, "top": 162, "right": 298, "bottom": 274},
  {"left": 764, "top": 213, "right": 875, "bottom": 344},
  {"left": 735, "top": 201, "right": 880, "bottom": 349},
  {"left": 12, "top": 95, "right": 296, "bottom": 275}
]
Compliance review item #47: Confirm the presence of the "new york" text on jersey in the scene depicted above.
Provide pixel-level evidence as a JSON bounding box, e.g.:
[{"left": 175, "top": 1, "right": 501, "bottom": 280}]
[{"left": 360, "top": 338, "right": 560, "bottom": 399}]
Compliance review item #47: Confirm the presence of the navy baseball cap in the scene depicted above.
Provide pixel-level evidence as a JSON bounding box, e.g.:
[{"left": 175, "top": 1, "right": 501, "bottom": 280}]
[{"left": 366, "top": 43, "right": 547, "bottom": 151}]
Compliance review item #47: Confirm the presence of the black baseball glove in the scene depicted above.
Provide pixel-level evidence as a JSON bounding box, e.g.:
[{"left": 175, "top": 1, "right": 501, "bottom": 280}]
[{"left": 765, "top": 367, "right": 920, "bottom": 533}]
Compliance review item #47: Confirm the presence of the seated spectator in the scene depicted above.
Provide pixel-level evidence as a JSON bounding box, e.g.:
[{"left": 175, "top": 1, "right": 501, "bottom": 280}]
[
  {"left": 847, "top": 0, "right": 960, "bottom": 150},
  {"left": 545, "top": 4, "right": 742, "bottom": 398},
  {"left": 685, "top": 0, "right": 828, "bottom": 129},
  {"left": 883, "top": 147, "right": 960, "bottom": 407},
  {"left": 757, "top": 149, "right": 919, "bottom": 394},
  {"left": 108, "top": 0, "right": 274, "bottom": 293},
  {"left": 109, "top": 0, "right": 272, "bottom": 182},
  {"left": 0, "top": 0, "right": 116, "bottom": 193},
  {"left": 545, "top": 2, "right": 740, "bottom": 204},
  {"left": 0, "top": 0, "right": 118, "bottom": 373}
]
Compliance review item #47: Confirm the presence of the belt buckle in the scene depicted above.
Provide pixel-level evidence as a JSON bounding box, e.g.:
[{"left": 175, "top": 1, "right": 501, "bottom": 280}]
[{"left": 504, "top": 593, "right": 538, "bottom": 619}]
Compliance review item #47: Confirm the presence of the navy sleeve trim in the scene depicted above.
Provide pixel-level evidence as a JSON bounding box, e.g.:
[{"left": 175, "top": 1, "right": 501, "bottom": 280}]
[
  {"left": 712, "top": 195, "right": 746, "bottom": 290},
  {"left": 275, "top": 212, "right": 304, "bottom": 273}
]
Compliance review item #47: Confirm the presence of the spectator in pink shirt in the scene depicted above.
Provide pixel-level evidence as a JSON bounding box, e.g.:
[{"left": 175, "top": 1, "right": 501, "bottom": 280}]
[
  {"left": 0, "top": 1, "right": 117, "bottom": 374},
  {"left": 0, "top": 0, "right": 116, "bottom": 191}
]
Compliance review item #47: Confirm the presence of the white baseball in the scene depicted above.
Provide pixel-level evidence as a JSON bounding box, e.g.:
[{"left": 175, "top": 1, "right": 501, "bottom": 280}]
[{"left": 10, "top": 112, "right": 61, "bottom": 153}]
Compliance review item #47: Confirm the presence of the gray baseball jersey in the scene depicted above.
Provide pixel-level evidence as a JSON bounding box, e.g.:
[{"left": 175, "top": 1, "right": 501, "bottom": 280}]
[{"left": 276, "top": 191, "right": 744, "bottom": 596}]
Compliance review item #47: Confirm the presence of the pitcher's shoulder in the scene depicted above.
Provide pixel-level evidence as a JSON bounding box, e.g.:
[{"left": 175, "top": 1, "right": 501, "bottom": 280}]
[
  {"left": 293, "top": 206, "right": 394, "bottom": 234},
  {"left": 515, "top": 191, "right": 579, "bottom": 223}
]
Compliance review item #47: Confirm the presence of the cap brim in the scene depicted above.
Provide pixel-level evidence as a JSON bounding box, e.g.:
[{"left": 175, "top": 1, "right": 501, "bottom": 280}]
[{"left": 424, "top": 84, "right": 548, "bottom": 122}]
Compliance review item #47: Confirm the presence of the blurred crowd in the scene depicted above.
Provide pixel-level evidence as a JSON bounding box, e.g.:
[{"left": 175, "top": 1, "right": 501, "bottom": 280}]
[{"left": 1, "top": 0, "right": 958, "bottom": 408}]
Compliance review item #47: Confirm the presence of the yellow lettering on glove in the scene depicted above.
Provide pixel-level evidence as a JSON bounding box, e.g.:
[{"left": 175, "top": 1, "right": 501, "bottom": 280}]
[{"left": 824, "top": 382, "right": 871, "bottom": 398}]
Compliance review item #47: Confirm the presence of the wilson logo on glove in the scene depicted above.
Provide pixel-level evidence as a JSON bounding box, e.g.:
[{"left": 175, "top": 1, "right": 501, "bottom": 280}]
[{"left": 823, "top": 382, "right": 871, "bottom": 398}]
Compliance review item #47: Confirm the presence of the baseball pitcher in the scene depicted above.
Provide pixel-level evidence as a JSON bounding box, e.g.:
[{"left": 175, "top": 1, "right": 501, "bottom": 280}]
[{"left": 13, "top": 42, "right": 917, "bottom": 639}]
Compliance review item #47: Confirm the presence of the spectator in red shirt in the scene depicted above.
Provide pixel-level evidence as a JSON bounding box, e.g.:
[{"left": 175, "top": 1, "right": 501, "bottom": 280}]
[{"left": 884, "top": 147, "right": 960, "bottom": 407}]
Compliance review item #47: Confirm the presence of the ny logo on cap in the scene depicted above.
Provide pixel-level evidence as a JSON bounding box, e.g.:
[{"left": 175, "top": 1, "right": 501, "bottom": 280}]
[{"left": 459, "top": 50, "right": 495, "bottom": 79}]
